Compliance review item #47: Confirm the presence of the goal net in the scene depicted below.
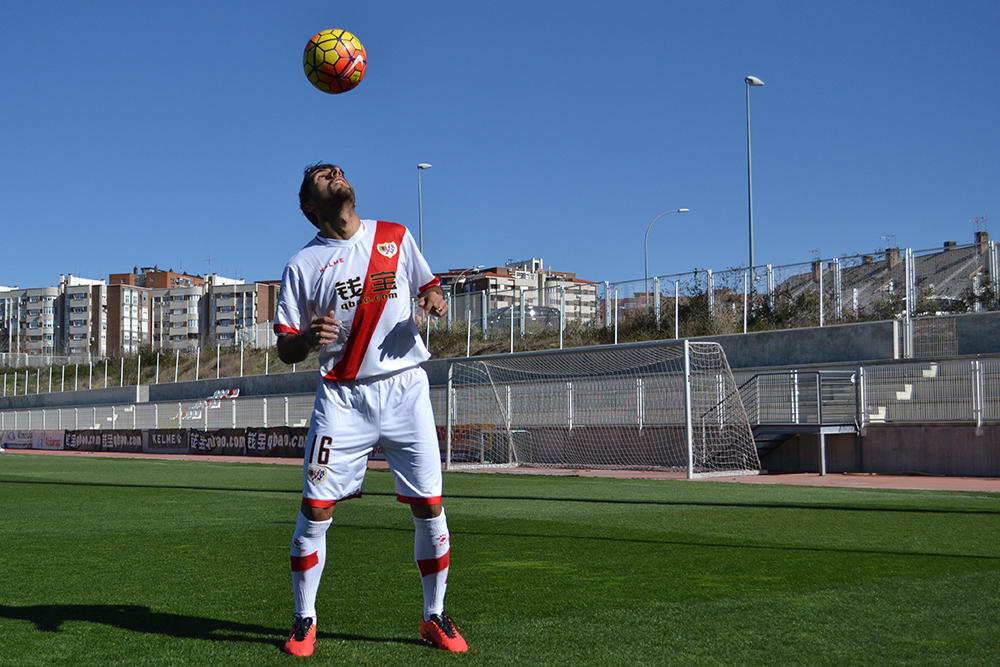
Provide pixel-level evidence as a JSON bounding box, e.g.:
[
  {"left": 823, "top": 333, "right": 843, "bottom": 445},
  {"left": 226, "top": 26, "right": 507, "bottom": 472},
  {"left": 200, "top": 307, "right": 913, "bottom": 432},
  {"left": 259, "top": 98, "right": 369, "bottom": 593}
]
[{"left": 445, "top": 340, "right": 759, "bottom": 478}]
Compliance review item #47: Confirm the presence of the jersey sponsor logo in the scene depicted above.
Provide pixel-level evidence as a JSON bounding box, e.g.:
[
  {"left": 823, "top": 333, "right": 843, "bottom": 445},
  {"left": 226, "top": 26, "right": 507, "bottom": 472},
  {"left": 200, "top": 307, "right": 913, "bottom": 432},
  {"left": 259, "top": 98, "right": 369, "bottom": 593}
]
[
  {"left": 340, "top": 291, "right": 398, "bottom": 311},
  {"left": 320, "top": 257, "right": 345, "bottom": 273},
  {"left": 335, "top": 276, "right": 365, "bottom": 300},
  {"left": 370, "top": 270, "right": 396, "bottom": 293},
  {"left": 376, "top": 242, "right": 398, "bottom": 258},
  {"left": 336, "top": 271, "right": 398, "bottom": 310},
  {"left": 307, "top": 465, "right": 328, "bottom": 485}
]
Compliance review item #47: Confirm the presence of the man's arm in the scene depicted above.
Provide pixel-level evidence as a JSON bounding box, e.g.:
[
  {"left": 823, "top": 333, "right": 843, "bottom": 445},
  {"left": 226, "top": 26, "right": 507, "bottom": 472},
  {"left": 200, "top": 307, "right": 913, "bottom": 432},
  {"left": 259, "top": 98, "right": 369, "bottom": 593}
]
[
  {"left": 417, "top": 286, "right": 448, "bottom": 318},
  {"left": 276, "top": 311, "right": 341, "bottom": 364}
]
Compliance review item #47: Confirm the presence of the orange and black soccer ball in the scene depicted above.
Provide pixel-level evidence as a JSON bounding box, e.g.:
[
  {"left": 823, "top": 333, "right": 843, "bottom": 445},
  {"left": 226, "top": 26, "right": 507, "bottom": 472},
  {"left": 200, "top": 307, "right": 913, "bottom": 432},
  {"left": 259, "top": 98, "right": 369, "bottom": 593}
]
[{"left": 303, "top": 29, "right": 367, "bottom": 94}]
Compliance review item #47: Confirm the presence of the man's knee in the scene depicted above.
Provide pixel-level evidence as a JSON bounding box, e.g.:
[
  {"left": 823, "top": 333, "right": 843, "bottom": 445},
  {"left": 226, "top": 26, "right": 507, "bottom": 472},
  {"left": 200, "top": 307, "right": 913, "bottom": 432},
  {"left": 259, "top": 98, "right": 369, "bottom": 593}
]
[
  {"left": 301, "top": 501, "right": 335, "bottom": 522},
  {"left": 411, "top": 503, "right": 443, "bottom": 519}
]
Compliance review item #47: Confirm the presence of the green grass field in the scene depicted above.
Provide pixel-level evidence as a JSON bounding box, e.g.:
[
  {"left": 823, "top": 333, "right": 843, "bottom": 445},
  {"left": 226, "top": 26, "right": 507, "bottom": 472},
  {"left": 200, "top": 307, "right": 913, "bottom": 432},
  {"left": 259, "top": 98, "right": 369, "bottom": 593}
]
[{"left": 1, "top": 454, "right": 999, "bottom": 666}]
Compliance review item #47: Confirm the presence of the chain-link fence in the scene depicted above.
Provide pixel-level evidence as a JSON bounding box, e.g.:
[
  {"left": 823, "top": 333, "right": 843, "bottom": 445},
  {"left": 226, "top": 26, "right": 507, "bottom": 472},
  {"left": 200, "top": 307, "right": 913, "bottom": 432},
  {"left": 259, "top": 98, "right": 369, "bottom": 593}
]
[
  {"left": 3, "top": 241, "right": 998, "bottom": 372},
  {"left": 600, "top": 240, "right": 996, "bottom": 347}
]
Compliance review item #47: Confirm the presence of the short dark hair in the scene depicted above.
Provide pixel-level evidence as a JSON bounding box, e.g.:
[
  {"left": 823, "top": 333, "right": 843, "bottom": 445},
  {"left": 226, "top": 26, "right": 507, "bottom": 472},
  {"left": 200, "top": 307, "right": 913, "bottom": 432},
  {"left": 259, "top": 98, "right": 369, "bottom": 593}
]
[{"left": 298, "top": 162, "right": 343, "bottom": 228}]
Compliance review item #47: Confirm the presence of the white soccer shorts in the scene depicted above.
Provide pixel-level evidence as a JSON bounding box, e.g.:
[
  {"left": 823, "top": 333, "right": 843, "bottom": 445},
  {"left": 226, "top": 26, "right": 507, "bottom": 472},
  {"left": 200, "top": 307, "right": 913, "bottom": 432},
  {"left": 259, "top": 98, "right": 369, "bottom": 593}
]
[{"left": 301, "top": 366, "right": 443, "bottom": 509}]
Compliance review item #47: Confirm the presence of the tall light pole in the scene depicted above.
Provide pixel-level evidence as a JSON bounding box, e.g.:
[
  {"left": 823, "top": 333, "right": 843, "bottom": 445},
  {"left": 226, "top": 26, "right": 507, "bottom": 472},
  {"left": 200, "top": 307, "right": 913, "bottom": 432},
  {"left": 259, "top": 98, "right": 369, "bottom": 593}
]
[
  {"left": 644, "top": 209, "right": 690, "bottom": 308},
  {"left": 745, "top": 75, "right": 764, "bottom": 270},
  {"left": 417, "top": 163, "right": 432, "bottom": 253}
]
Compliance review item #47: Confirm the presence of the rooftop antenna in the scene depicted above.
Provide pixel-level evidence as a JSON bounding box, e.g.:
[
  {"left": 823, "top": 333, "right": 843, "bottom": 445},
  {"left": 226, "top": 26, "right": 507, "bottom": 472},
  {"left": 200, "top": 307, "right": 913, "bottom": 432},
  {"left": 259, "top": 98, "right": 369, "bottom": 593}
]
[
  {"left": 880, "top": 234, "right": 896, "bottom": 250},
  {"left": 972, "top": 215, "right": 988, "bottom": 233}
]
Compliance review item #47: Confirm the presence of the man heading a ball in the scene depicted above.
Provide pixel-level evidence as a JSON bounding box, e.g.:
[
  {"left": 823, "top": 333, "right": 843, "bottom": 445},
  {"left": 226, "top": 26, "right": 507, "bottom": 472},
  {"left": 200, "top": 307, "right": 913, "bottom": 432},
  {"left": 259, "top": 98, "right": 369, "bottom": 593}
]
[{"left": 274, "top": 163, "right": 467, "bottom": 655}]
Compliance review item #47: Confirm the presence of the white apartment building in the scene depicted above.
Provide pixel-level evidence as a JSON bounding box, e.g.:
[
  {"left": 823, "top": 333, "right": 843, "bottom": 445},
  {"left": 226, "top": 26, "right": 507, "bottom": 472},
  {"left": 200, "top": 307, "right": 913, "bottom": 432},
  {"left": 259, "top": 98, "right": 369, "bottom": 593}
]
[
  {"left": 62, "top": 276, "right": 108, "bottom": 359},
  {"left": 0, "top": 286, "right": 60, "bottom": 355},
  {"left": 208, "top": 280, "right": 259, "bottom": 346},
  {"left": 152, "top": 285, "right": 206, "bottom": 353},
  {"left": 447, "top": 258, "right": 599, "bottom": 323},
  {"left": 107, "top": 284, "right": 151, "bottom": 356}
]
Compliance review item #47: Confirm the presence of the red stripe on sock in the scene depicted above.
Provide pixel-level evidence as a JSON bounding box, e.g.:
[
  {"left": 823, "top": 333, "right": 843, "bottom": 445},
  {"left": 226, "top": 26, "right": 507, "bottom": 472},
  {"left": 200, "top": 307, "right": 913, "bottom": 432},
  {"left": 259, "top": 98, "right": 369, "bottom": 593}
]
[
  {"left": 291, "top": 551, "right": 319, "bottom": 572},
  {"left": 417, "top": 550, "right": 450, "bottom": 577}
]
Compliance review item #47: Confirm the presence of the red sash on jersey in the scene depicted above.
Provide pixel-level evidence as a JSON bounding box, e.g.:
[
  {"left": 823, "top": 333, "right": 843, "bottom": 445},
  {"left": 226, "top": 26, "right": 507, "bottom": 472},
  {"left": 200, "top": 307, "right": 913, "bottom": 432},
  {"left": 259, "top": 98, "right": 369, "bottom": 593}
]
[{"left": 324, "top": 221, "right": 406, "bottom": 382}]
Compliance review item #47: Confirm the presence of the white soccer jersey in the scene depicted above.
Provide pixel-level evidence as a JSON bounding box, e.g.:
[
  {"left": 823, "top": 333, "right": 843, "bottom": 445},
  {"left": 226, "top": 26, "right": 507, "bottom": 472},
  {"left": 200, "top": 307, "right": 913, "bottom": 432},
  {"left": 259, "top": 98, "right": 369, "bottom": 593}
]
[{"left": 274, "top": 220, "right": 440, "bottom": 382}]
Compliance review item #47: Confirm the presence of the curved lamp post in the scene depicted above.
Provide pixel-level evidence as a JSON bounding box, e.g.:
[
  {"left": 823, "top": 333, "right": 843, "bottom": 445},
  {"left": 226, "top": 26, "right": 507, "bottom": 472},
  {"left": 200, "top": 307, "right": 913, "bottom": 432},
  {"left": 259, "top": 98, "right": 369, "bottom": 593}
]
[
  {"left": 745, "top": 75, "right": 764, "bottom": 270},
  {"left": 644, "top": 208, "right": 690, "bottom": 308},
  {"left": 417, "top": 163, "right": 432, "bottom": 253}
]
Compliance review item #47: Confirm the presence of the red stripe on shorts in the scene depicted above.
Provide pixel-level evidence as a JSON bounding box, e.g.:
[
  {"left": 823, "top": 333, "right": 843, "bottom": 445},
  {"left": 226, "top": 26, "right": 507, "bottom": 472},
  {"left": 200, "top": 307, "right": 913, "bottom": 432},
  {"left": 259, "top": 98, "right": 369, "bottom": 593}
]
[
  {"left": 301, "top": 498, "right": 337, "bottom": 509},
  {"left": 301, "top": 491, "right": 362, "bottom": 511},
  {"left": 290, "top": 551, "right": 319, "bottom": 572},
  {"left": 274, "top": 323, "right": 299, "bottom": 334},
  {"left": 324, "top": 221, "right": 406, "bottom": 382},
  {"left": 417, "top": 550, "right": 450, "bottom": 577},
  {"left": 397, "top": 494, "right": 442, "bottom": 505}
]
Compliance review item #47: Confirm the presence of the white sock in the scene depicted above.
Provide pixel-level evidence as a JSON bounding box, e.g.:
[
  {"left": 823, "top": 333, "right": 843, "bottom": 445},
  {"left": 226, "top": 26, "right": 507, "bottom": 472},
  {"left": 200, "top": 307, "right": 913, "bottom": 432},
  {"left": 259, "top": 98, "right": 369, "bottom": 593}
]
[
  {"left": 290, "top": 511, "right": 332, "bottom": 622},
  {"left": 413, "top": 509, "right": 450, "bottom": 621}
]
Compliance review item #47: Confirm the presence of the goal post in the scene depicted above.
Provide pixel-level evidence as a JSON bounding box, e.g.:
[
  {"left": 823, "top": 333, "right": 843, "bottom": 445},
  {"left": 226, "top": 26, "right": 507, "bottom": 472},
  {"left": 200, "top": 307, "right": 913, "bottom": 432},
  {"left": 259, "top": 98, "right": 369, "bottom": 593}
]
[{"left": 444, "top": 340, "right": 760, "bottom": 478}]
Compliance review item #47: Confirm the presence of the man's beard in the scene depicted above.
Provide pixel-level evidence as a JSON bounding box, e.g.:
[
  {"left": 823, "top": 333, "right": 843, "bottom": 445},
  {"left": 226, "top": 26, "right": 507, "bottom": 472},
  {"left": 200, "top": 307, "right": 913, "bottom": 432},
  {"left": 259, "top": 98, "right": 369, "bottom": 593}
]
[{"left": 315, "top": 184, "right": 355, "bottom": 215}]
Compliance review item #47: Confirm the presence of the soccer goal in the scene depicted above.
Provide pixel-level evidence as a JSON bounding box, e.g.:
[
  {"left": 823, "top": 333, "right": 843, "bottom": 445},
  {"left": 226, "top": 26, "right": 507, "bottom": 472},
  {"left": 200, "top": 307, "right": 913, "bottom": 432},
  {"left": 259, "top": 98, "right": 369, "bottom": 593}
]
[{"left": 444, "top": 340, "right": 760, "bottom": 478}]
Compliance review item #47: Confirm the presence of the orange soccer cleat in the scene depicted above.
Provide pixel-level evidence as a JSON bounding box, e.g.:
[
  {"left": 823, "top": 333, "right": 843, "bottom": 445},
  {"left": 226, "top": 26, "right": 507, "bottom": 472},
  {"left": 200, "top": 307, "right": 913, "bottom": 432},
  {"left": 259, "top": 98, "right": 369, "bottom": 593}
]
[
  {"left": 283, "top": 616, "right": 316, "bottom": 656},
  {"left": 419, "top": 613, "right": 468, "bottom": 652}
]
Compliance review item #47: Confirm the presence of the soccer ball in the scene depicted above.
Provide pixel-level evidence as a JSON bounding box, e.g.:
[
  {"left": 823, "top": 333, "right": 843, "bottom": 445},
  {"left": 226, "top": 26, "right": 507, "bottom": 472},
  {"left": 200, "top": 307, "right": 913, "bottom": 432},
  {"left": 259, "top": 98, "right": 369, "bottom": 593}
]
[{"left": 303, "top": 29, "right": 367, "bottom": 94}]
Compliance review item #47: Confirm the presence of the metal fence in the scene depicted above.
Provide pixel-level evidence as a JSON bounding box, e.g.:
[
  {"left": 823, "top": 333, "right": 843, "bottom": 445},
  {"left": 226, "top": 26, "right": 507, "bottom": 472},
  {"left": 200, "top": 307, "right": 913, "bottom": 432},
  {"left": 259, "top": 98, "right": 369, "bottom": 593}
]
[
  {"left": 0, "top": 394, "right": 318, "bottom": 431},
  {"left": 736, "top": 370, "right": 858, "bottom": 427},
  {"left": 2, "top": 240, "right": 997, "bottom": 369},
  {"left": 858, "top": 359, "right": 1000, "bottom": 431},
  {"left": 602, "top": 240, "right": 998, "bottom": 342},
  {"left": 7, "top": 358, "right": 1000, "bottom": 435}
]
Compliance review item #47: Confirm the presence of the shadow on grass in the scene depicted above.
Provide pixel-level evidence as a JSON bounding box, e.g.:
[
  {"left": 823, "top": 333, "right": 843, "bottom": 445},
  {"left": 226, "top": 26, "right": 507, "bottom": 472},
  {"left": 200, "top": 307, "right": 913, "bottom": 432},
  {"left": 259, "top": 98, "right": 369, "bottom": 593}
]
[
  {"left": 5, "top": 478, "right": 999, "bottom": 516},
  {"left": 0, "top": 604, "right": 423, "bottom": 648}
]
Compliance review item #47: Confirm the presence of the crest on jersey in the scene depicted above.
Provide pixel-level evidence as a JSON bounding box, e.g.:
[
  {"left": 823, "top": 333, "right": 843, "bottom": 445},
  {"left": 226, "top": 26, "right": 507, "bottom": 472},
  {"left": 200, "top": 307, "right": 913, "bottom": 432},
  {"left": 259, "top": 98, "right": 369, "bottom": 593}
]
[
  {"left": 376, "top": 242, "right": 398, "bottom": 258},
  {"left": 307, "top": 465, "right": 328, "bottom": 485}
]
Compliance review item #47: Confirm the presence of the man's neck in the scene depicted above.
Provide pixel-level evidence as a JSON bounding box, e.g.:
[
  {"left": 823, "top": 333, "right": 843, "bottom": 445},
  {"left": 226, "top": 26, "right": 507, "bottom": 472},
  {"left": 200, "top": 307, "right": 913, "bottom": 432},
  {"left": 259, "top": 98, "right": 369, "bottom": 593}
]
[{"left": 317, "top": 208, "right": 363, "bottom": 241}]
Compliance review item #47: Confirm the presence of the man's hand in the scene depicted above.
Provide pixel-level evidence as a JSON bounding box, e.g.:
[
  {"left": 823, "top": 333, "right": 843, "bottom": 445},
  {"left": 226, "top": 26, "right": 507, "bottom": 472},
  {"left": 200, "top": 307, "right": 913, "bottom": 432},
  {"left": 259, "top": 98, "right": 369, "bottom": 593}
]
[
  {"left": 277, "top": 311, "right": 340, "bottom": 364},
  {"left": 308, "top": 311, "right": 341, "bottom": 347},
  {"left": 417, "top": 286, "right": 448, "bottom": 318}
]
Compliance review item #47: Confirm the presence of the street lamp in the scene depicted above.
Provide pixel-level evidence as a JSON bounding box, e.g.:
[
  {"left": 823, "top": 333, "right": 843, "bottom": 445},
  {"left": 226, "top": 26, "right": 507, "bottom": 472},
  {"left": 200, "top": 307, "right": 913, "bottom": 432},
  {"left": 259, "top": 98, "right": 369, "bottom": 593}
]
[
  {"left": 644, "top": 209, "right": 690, "bottom": 307},
  {"left": 417, "top": 163, "right": 432, "bottom": 253},
  {"left": 454, "top": 265, "right": 484, "bottom": 291},
  {"left": 745, "top": 75, "right": 764, "bottom": 270}
]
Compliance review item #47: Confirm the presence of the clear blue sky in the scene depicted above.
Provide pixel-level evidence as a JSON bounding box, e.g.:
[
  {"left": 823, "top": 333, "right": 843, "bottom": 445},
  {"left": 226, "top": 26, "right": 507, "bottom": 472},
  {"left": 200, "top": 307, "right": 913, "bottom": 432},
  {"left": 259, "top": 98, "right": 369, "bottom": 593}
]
[{"left": 1, "top": 1, "right": 997, "bottom": 289}]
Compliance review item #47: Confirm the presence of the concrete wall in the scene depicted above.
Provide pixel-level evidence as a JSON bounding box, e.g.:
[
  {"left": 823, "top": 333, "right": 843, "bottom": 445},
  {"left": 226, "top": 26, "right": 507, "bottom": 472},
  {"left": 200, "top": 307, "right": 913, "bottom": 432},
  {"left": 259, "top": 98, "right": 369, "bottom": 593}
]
[
  {"left": 860, "top": 424, "right": 1000, "bottom": 477},
  {"left": 956, "top": 311, "right": 1000, "bottom": 356},
  {"left": 760, "top": 434, "right": 858, "bottom": 474},
  {"left": 0, "top": 385, "right": 146, "bottom": 411},
  {"left": 696, "top": 320, "right": 898, "bottom": 369},
  {"left": 146, "top": 371, "right": 316, "bottom": 403},
  {"left": 761, "top": 425, "right": 1000, "bottom": 477}
]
